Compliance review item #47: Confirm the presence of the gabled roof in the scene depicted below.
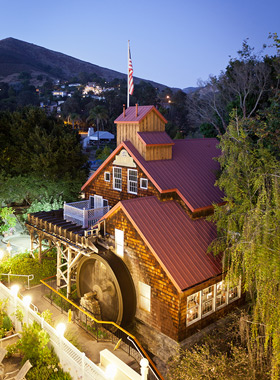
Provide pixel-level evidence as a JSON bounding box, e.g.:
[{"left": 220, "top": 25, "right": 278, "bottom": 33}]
[
  {"left": 81, "top": 138, "right": 224, "bottom": 211},
  {"left": 114, "top": 105, "right": 167, "bottom": 124},
  {"left": 104, "top": 196, "right": 222, "bottom": 292},
  {"left": 137, "top": 131, "right": 174, "bottom": 146}
]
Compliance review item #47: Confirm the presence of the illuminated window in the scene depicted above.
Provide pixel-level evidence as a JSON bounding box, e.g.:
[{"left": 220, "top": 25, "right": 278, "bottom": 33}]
[
  {"left": 113, "top": 167, "right": 122, "bottom": 191},
  {"left": 216, "top": 281, "right": 227, "bottom": 309},
  {"left": 140, "top": 178, "right": 148, "bottom": 190},
  {"left": 228, "top": 281, "right": 240, "bottom": 302},
  {"left": 187, "top": 291, "right": 200, "bottom": 325},
  {"left": 202, "top": 286, "right": 214, "bottom": 316},
  {"left": 104, "top": 172, "right": 110, "bottom": 182},
  {"left": 115, "top": 229, "right": 124, "bottom": 257},
  {"left": 139, "top": 281, "right": 151, "bottom": 312},
  {"left": 128, "top": 169, "right": 138, "bottom": 194}
]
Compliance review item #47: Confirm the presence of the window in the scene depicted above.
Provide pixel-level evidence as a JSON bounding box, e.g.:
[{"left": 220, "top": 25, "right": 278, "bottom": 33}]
[
  {"left": 104, "top": 172, "right": 110, "bottom": 182},
  {"left": 139, "top": 281, "right": 151, "bottom": 312},
  {"left": 228, "top": 283, "right": 240, "bottom": 302},
  {"left": 140, "top": 178, "right": 148, "bottom": 190},
  {"left": 128, "top": 169, "right": 138, "bottom": 194},
  {"left": 113, "top": 167, "right": 122, "bottom": 191},
  {"left": 202, "top": 286, "right": 214, "bottom": 316},
  {"left": 216, "top": 281, "right": 227, "bottom": 309},
  {"left": 115, "top": 229, "right": 124, "bottom": 257},
  {"left": 187, "top": 291, "right": 200, "bottom": 325}
]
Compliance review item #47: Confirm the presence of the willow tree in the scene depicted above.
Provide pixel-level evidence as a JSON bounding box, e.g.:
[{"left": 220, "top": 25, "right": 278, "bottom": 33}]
[{"left": 210, "top": 114, "right": 280, "bottom": 378}]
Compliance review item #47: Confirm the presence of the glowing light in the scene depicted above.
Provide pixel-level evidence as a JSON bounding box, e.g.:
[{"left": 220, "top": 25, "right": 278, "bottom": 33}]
[
  {"left": 22, "top": 295, "right": 31, "bottom": 307},
  {"left": 0, "top": 249, "right": 4, "bottom": 260},
  {"left": 11, "top": 284, "right": 20, "bottom": 297},
  {"left": 6, "top": 241, "right": 12, "bottom": 254},
  {"left": 56, "top": 323, "right": 66, "bottom": 337},
  {"left": 105, "top": 363, "right": 117, "bottom": 379}
]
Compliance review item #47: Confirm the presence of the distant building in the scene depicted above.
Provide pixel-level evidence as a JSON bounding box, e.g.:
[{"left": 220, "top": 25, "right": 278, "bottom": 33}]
[{"left": 52, "top": 90, "right": 67, "bottom": 97}]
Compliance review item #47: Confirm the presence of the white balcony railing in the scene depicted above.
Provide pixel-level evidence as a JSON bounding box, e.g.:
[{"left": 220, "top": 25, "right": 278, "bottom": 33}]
[{"left": 63, "top": 199, "right": 110, "bottom": 228}]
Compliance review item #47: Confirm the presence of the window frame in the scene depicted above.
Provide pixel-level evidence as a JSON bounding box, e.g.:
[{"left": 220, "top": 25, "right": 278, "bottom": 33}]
[
  {"left": 113, "top": 167, "right": 122, "bottom": 191},
  {"left": 139, "top": 281, "right": 151, "bottom": 312},
  {"left": 115, "top": 228, "right": 124, "bottom": 257},
  {"left": 140, "top": 178, "right": 148, "bottom": 190},
  {"left": 104, "top": 171, "right": 110, "bottom": 182},
  {"left": 127, "top": 169, "right": 138, "bottom": 195}
]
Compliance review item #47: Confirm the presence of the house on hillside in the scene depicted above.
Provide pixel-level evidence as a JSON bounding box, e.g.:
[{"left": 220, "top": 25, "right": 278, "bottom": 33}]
[{"left": 26, "top": 105, "right": 242, "bottom": 361}]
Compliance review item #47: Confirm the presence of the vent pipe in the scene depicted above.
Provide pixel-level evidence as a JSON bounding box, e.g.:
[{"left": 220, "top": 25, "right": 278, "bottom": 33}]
[
  {"left": 123, "top": 104, "right": 126, "bottom": 117},
  {"left": 136, "top": 103, "right": 138, "bottom": 117}
]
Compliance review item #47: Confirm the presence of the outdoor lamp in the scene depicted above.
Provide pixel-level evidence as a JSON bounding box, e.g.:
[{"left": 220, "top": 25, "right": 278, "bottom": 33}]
[
  {"left": 56, "top": 323, "right": 66, "bottom": 337},
  {"left": 6, "top": 241, "right": 12, "bottom": 255},
  {"left": 105, "top": 363, "right": 117, "bottom": 379},
  {"left": 10, "top": 284, "right": 20, "bottom": 297}
]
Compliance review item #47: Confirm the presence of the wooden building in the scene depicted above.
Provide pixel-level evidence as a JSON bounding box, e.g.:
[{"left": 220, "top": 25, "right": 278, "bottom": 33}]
[{"left": 27, "top": 105, "right": 242, "bottom": 360}]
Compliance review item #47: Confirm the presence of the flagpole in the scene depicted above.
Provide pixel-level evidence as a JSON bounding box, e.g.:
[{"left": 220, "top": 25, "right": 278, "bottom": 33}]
[{"left": 127, "top": 40, "right": 130, "bottom": 108}]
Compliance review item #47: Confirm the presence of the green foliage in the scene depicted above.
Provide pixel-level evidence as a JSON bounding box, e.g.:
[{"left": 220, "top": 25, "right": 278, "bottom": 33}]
[
  {"left": 0, "top": 107, "right": 88, "bottom": 183},
  {"left": 0, "top": 207, "right": 16, "bottom": 234},
  {"left": 2, "top": 315, "right": 12, "bottom": 331},
  {"left": 10, "top": 322, "right": 72, "bottom": 380},
  {"left": 0, "top": 250, "right": 57, "bottom": 286},
  {"left": 167, "top": 312, "right": 270, "bottom": 380},
  {"left": 209, "top": 115, "right": 280, "bottom": 379},
  {"left": 96, "top": 145, "right": 111, "bottom": 161}
]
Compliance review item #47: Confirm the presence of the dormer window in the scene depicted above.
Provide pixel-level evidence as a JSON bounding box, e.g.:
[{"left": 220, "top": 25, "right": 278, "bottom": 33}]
[
  {"left": 128, "top": 169, "right": 138, "bottom": 194},
  {"left": 140, "top": 178, "right": 148, "bottom": 190}
]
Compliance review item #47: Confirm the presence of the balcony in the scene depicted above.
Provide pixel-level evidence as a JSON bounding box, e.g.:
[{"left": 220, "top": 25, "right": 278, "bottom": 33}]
[{"left": 63, "top": 197, "right": 110, "bottom": 228}]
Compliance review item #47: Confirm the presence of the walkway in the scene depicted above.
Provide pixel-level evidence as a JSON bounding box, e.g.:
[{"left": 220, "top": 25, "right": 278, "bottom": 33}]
[{"left": 21, "top": 284, "right": 139, "bottom": 371}]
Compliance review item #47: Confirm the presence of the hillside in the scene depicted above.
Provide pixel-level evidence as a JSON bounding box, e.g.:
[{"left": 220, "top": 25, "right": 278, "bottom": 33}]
[{"left": 0, "top": 37, "right": 166, "bottom": 89}]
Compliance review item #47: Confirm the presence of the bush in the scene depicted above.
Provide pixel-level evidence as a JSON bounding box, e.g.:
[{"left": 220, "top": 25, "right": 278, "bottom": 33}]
[{"left": 0, "top": 250, "right": 57, "bottom": 286}]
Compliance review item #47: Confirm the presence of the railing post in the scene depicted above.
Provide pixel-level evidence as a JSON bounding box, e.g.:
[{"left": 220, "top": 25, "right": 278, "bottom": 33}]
[
  {"left": 140, "top": 358, "right": 149, "bottom": 380},
  {"left": 83, "top": 208, "right": 88, "bottom": 228},
  {"left": 81, "top": 352, "right": 85, "bottom": 379}
]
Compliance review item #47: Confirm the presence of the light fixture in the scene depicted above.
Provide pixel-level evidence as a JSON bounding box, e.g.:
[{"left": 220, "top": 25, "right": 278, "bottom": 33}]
[
  {"left": 0, "top": 249, "right": 4, "bottom": 260},
  {"left": 10, "top": 284, "right": 20, "bottom": 297},
  {"left": 56, "top": 323, "right": 66, "bottom": 337},
  {"left": 6, "top": 241, "right": 12, "bottom": 254}
]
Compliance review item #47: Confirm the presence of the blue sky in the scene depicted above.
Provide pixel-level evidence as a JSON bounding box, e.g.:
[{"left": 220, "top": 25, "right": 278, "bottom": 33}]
[{"left": 1, "top": 0, "right": 279, "bottom": 88}]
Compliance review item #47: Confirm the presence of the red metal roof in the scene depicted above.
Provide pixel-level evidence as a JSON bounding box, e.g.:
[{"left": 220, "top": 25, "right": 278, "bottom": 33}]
[
  {"left": 114, "top": 105, "right": 167, "bottom": 124},
  {"left": 137, "top": 131, "right": 174, "bottom": 146},
  {"left": 82, "top": 138, "right": 224, "bottom": 211},
  {"left": 124, "top": 139, "right": 224, "bottom": 211},
  {"left": 107, "top": 197, "right": 222, "bottom": 292}
]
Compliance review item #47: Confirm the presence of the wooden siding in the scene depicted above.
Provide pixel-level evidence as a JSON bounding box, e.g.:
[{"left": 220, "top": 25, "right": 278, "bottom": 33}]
[
  {"left": 145, "top": 145, "right": 173, "bottom": 161},
  {"left": 85, "top": 155, "right": 160, "bottom": 207},
  {"left": 116, "top": 109, "right": 171, "bottom": 161},
  {"left": 105, "top": 208, "right": 181, "bottom": 341}
]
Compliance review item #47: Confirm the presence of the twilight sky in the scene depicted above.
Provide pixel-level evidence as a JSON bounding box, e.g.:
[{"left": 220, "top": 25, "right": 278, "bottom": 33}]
[{"left": 1, "top": 0, "right": 279, "bottom": 88}]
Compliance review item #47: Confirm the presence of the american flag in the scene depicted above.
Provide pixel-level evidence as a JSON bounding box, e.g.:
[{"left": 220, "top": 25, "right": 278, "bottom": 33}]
[{"left": 128, "top": 47, "right": 134, "bottom": 95}]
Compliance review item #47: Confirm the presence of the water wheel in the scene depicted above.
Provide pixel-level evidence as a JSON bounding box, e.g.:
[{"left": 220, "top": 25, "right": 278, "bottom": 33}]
[{"left": 76, "top": 250, "right": 136, "bottom": 326}]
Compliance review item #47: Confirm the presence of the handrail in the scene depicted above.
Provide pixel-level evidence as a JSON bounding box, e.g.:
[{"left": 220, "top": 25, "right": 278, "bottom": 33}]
[
  {"left": 0, "top": 273, "right": 34, "bottom": 289},
  {"left": 41, "top": 277, "right": 164, "bottom": 380}
]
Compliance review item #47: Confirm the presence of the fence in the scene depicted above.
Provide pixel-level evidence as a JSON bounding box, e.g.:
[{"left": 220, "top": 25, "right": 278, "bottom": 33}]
[
  {"left": 0, "top": 273, "right": 34, "bottom": 289},
  {"left": 0, "top": 282, "right": 107, "bottom": 380},
  {"left": 41, "top": 278, "right": 163, "bottom": 380},
  {"left": 63, "top": 201, "right": 110, "bottom": 228}
]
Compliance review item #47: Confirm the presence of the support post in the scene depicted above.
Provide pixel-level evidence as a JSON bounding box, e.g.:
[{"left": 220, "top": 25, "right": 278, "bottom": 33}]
[{"left": 56, "top": 242, "right": 62, "bottom": 288}]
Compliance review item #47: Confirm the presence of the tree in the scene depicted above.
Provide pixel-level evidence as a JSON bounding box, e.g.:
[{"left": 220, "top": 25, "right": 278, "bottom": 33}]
[
  {"left": 209, "top": 114, "right": 280, "bottom": 379},
  {"left": 87, "top": 105, "right": 108, "bottom": 147},
  {"left": 187, "top": 36, "right": 279, "bottom": 135}
]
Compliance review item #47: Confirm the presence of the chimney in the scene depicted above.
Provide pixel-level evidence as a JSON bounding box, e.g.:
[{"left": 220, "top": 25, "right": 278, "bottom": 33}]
[
  {"left": 123, "top": 104, "right": 126, "bottom": 117},
  {"left": 136, "top": 103, "right": 138, "bottom": 117}
]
